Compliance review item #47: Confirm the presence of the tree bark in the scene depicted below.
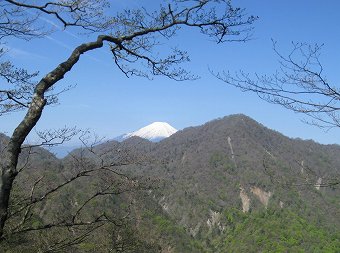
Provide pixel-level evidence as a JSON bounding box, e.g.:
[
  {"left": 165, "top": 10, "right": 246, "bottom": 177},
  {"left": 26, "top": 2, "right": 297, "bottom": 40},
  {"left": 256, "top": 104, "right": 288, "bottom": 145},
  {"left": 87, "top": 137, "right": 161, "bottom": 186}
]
[
  {"left": 0, "top": 35, "right": 115, "bottom": 238},
  {"left": 0, "top": 94, "right": 46, "bottom": 238}
]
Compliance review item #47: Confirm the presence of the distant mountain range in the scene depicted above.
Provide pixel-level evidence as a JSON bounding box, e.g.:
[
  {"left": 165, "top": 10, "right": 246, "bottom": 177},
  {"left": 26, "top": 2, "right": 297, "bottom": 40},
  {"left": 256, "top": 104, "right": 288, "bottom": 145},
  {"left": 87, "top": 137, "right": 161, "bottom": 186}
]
[
  {"left": 114, "top": 121, "right": 178, "bottom": 142},
  {"left": 1, "top": 114, "right": 339, "bottom": 252}
]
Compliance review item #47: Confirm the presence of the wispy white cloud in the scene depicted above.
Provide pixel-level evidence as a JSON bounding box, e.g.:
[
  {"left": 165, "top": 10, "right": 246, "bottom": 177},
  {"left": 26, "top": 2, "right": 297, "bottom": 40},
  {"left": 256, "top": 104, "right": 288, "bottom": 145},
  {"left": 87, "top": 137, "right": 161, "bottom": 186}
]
[
  {"left": 65, "top": 30, "right": 81, "bottom": 40},
  {"left": 39, "top": 16, "right": 81, "bottom": 40},
  {"left": 39, "top": 16, "right": 62, "bottom": 30},
  {"left": 45, "top": 35, "right": 74, "bottom": 51},
  {"left": 9, "top": 11, "right": 79, "bottom": 58},
  {"left": 4, "top": 46, "right": 47, "bottom": 60}
]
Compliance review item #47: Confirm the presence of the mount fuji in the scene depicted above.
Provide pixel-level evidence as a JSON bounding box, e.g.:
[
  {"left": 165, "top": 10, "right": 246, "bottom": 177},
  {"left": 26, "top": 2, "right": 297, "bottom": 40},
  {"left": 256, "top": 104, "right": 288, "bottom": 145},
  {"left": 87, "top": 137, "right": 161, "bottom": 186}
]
[{"left": 115, "top": 122, "right": 178, "bottom": 142}]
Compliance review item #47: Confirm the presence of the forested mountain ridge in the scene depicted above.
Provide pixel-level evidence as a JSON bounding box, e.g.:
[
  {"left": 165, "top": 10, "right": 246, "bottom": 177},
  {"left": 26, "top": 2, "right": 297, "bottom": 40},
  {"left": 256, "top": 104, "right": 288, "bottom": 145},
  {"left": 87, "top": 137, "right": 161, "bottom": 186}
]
[
  {"left": 139, "top": 114, "right": 340, "bottom": 252},
  {"left": 144, "top": 115, "right": 340, "bottom": 230},
  {"left": 0, "top": 114, "right": 339, "bottom": 252}
]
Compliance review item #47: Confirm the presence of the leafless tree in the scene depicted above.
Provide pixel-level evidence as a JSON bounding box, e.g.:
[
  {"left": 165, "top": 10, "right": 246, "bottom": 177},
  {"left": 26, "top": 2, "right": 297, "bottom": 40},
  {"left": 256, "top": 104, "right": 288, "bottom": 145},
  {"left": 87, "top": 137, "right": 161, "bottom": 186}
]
[
  {"left": 216, "top": 41, "right": 340, "bottom": 187},
  {"left": 0, "top": 0, "right": 257, "bottom": 246},
  {"left": 216, "top": 41, "right": 340, "bottom": 129},
  {"left": 1, "top": 130, "right": 159, "bottom": 252}
]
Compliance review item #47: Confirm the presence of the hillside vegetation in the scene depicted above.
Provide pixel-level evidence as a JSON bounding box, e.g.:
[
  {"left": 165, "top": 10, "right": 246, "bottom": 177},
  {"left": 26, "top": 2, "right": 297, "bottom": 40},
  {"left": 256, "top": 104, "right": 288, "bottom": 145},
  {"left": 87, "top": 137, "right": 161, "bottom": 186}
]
[{"left": 0, "top": 115, "right": 339, "bottom": 252}]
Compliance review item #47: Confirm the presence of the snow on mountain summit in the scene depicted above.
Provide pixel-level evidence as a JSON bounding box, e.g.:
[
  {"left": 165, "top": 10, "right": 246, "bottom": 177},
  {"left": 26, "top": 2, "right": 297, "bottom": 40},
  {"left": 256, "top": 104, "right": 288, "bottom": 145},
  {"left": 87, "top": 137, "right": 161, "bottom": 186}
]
[{"left": 117, "top": 122, "right": 178, "bottom": 142}]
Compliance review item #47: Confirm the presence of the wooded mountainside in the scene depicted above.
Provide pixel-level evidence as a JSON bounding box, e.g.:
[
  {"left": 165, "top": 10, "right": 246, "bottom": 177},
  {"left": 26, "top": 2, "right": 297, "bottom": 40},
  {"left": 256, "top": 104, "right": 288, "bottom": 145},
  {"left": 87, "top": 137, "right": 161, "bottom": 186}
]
[{"left": 0, "top": 115, "right": 339, "bottom": 252}]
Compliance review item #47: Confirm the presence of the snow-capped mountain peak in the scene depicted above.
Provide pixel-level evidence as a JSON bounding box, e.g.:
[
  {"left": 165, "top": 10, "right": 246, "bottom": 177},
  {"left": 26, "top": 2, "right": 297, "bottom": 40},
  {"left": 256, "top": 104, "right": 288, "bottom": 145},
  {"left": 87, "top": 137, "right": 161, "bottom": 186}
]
[{"left": 116, "top": 122, "right": 177, "bottom": 142}]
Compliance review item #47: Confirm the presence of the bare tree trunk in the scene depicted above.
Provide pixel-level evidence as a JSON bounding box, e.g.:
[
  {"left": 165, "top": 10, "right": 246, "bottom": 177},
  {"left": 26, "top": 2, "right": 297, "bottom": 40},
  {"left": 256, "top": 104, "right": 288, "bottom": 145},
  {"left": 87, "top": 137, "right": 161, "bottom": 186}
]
[
  {"left": 0, "top": 155, "right": 17, "bottom": 238},
  {"left": 0, "top": 36, "right": 109, "bottom": 238},
  {"left": 0, "top": 94, "right": 47, "bottom": 237},
  {"left": 0, "top": 150, "right": 18, "bottom": 238}
]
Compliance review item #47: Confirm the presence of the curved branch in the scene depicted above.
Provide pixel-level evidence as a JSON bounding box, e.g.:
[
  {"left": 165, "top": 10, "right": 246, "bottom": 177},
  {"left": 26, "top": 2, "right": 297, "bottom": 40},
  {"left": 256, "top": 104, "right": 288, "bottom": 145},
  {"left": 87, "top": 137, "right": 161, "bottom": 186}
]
[{"left": 218, "top": 41, "right": 340, "bottom": 129}]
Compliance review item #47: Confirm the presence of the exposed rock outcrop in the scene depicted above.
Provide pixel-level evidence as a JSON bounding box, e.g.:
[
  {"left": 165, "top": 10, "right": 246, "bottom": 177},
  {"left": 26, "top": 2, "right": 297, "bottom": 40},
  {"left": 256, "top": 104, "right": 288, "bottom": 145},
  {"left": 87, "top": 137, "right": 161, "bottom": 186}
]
[
  {"left": 240, "top": 187, "right": 250, "bottom": 213},
  {"left": 251, "top": 187, "right": 272, "bottom": 208}
]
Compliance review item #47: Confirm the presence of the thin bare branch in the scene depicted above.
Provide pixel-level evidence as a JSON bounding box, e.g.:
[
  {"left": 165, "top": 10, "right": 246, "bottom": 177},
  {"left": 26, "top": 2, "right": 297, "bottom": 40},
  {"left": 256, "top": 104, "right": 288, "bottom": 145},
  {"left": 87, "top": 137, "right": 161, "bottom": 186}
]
[{"left": 217, "top": 41, "right": 340, "bottom": 129}]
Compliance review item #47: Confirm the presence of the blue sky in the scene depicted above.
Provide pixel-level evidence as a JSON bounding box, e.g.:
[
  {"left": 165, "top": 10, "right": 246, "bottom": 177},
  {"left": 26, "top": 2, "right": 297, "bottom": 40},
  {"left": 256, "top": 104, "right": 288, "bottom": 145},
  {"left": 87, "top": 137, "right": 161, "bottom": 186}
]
[{"left": 2, "top": 0, "right": 340, "bottom": 147}]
